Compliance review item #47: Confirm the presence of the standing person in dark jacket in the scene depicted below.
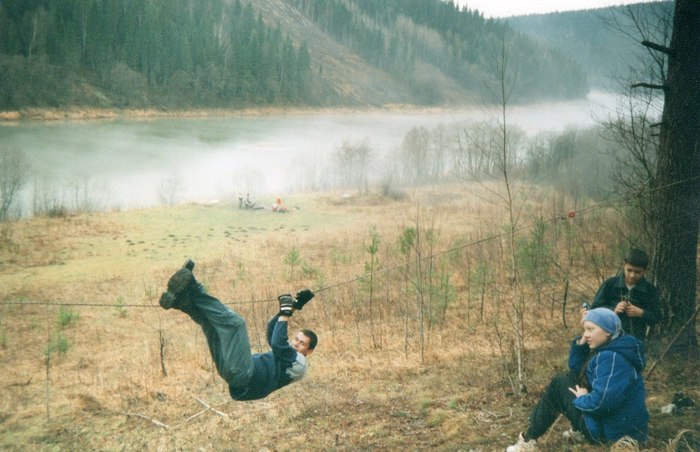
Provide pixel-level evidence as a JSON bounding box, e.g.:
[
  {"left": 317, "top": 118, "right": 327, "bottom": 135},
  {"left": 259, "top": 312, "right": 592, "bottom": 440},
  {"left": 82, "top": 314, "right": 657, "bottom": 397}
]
[
  {"left": 506, "top": 308, "right": 649, "bottom": 451},
  {"left": 159, "top": 259, "right": 318, "bottom": 401},
  {"left": 590, "top": 248, "right": 662, "bottom": 342}
]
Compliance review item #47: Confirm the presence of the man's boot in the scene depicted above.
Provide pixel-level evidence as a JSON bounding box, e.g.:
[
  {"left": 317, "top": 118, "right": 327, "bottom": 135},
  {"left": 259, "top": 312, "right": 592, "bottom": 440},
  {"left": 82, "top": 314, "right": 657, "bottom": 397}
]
[{"left": 160, "top": 259, "right": 198, "bottom": 310}]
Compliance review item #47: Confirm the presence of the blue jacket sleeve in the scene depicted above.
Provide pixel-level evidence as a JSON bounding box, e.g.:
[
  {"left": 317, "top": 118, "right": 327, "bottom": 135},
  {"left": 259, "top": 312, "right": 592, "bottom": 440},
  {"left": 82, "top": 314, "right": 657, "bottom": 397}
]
[
  {"left": 266, "top": 314, "right": 278, "bottom": 347},
  {"left": 572, "top": 350, "right": 635, "bottom": 414},
  {"left": 267, "top": 317, "right": 298, "bottom": 363},
  {"left": 568, "top": 338, "right": 590, "bottom": 373}
]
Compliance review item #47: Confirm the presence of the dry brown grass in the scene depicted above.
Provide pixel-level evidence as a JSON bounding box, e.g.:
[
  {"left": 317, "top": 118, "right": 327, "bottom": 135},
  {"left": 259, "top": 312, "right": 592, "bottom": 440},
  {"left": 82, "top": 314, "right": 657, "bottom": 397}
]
[{"left": 0, "top": 184, "right": 697, "bottom": 451}]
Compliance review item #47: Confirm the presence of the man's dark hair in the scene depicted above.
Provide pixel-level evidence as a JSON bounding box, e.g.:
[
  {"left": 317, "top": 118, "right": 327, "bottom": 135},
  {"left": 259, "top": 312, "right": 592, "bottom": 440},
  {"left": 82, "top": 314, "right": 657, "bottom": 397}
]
[
  {"left": 624, "top": 248, "right": 650, "bottom": 269},
  {"left": 302, "top": 329, "right": 318, "bottom": 350}
]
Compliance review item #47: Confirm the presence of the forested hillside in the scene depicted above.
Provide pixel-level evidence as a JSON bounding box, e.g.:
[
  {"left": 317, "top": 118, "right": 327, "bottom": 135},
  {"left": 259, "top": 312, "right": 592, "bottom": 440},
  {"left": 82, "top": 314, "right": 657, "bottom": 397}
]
[
  {"left": 278, "top": 0, "right": 587, "bottom": 104},
  {"left": 0, "top": 0, "right": 590, "bottom": 111},
  {"left": 0, "top": 0, "right": 313, "bottom": 110},
  {"left": 508, "top": 1, "right": 674, "bottom": 87}
]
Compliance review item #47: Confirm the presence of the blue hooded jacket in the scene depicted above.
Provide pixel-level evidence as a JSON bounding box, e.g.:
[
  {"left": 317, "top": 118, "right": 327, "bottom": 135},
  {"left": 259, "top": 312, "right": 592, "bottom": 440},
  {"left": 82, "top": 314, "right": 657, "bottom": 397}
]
[
  {"left": 569, "top": 334, "right": 648, "bottom": 443},
  {"left": 229, "top": 316, "right": 307, "bottom": 401}
]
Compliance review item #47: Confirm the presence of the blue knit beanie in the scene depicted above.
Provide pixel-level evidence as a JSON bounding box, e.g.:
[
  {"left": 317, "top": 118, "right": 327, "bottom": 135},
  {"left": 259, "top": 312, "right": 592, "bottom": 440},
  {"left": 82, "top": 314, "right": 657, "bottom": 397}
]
[{"left": 584, "top": 308, "right": 622, "bottom": 339}]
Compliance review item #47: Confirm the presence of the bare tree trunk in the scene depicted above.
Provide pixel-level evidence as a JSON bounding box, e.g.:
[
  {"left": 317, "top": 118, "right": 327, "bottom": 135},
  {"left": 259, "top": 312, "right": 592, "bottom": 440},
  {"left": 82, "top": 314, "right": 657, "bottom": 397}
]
[
  {"left": 414, "top": 223, "right": 426, "bottom": 363},
  {"left": 649, "top": 0, "right": 700, "bottom": 355},
  {"left": 496, "top": 27, "right": 526, "bottom": 393},
  {"left": 29, "top": 14, "right": 39, "bottom": 59},
  {"left": 45, "top": 309, "right": 51, "bottom": 422}
]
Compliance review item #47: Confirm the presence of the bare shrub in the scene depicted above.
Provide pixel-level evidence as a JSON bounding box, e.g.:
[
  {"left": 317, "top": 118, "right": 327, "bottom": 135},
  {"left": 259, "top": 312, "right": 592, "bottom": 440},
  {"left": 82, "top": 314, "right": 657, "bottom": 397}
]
[
  {"left": 158, "top": 177, "right": 182, "bottom": 206},
  {"left": 0, "top": 148, "right": 29, "bottom": 221}
]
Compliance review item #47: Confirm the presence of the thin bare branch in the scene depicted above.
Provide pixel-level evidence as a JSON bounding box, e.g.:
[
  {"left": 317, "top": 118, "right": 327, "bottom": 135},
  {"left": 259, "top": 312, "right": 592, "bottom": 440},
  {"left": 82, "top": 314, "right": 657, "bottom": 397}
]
[
  {"left": 122, "top": 412, "right": 169, "bottom": 429},
  {"left": 194, "top": 396, "right": 229, "bottom": 418},
  {"left": 641, "top": 40, "right": 673, "bottom": 56},
  {"left": 631, "top": 82, "right": 666, "bottom": 90}
]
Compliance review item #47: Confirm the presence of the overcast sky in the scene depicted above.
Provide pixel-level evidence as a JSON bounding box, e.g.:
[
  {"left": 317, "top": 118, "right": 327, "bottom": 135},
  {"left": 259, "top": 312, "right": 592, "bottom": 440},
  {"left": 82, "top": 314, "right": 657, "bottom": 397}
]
[{"left": 452, "top": 0, "right": 660, "bottom": 18}]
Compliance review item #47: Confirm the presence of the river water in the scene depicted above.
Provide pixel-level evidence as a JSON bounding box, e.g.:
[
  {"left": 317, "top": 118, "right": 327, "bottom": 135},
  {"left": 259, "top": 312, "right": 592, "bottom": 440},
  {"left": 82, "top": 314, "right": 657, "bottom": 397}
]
[{"left": 1, "top": 91, "right": 618, "bottom": 216}]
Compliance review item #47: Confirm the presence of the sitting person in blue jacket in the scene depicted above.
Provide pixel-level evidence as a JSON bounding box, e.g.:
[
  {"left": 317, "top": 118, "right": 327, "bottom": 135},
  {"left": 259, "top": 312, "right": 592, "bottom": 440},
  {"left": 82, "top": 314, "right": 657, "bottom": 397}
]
[
  {"left": 507, "top": 308, "right": 648, "bottom": 451},
  {"left": 159, "top": 259, "right": 317, "bottom": 401}
]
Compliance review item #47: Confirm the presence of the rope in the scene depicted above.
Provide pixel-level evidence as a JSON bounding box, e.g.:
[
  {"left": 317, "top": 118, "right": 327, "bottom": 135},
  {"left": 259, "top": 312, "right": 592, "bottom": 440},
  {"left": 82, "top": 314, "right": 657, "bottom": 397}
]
[{"left": 2, "top": 174, "right": 698, "bottom": 310}]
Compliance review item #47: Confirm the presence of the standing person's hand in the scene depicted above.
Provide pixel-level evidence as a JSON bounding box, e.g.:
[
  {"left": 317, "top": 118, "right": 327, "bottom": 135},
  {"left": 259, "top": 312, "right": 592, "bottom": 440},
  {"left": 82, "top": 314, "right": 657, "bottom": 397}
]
[
  {"left": 614, "top": 300, "right": 629, "bottom": 314},
  {"left": 580, "top": 302, "right": 589, "bottom": 322},
  {"left": 625, "top": 303, "right": 644, "bottom": 317}
]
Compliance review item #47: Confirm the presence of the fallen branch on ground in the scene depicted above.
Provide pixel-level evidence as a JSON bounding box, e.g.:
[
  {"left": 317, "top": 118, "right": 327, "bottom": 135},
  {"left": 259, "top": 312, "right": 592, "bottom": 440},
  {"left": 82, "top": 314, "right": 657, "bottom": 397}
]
[
  {"left": 185, "top": 396, "right": 229, "bottom": 422},
  {"left": 122, "top": 412, "right": 168, "bottom": 429}
]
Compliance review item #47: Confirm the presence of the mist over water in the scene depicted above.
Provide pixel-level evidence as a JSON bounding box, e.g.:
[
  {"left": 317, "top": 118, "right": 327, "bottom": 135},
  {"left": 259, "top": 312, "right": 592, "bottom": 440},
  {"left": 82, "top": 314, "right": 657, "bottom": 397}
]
[{"left": 1, "top": 91, "right": 617, "bottom": 216}]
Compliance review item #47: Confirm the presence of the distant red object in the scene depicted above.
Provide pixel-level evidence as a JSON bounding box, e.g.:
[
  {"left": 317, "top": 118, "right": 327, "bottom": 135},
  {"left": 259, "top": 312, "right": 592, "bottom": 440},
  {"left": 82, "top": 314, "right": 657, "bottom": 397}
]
[{"left": 567, "top": 211, "right": 576, "bottom": 218}]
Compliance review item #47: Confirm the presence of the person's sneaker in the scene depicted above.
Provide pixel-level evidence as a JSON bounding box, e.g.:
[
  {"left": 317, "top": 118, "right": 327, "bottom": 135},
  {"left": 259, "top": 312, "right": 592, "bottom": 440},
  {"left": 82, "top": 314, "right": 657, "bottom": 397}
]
[
  {"left": 506, "top": 432, "right": 537, "bottom": 452},
  {"left": 562, "top": 428, "right": 586, "bottom": 444},
  {"left": 159, "top": 259, "right": 197, "bottom": 310},
  {"left": 672, "top": 391, "right": 695, "bottom": 408}
]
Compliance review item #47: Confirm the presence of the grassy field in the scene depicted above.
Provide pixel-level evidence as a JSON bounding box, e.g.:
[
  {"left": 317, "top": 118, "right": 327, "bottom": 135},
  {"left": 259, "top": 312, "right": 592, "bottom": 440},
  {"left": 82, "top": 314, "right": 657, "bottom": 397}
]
[{"left": 0, "top": 185, "right": 698, "bottom": 451}]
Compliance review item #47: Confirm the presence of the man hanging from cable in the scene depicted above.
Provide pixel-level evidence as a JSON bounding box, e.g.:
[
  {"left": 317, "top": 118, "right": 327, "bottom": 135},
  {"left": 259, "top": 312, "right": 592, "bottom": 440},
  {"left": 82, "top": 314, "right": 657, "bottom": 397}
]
[{"left": 159, "top": 259, "right": 317, "bottom": 401}]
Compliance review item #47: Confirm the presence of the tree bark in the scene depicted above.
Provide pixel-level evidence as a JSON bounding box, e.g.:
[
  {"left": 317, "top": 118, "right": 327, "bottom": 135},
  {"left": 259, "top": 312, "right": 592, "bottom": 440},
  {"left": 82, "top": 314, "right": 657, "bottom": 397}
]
[{"left": 651, "top": 0, "right": 700, "bottom": 355}]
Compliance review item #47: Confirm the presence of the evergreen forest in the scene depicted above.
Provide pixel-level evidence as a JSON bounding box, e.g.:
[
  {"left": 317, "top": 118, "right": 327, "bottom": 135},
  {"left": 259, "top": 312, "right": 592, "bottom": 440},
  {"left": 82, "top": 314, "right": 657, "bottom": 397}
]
[
  {"left": 0, "top": 0, "right": 313, "bottom": 109},
  {"left": 0, "top": 0, "right": 590, "bottom": 111},
  {"left": 508, "top": 1, "right": 675, "bottom": 86}
]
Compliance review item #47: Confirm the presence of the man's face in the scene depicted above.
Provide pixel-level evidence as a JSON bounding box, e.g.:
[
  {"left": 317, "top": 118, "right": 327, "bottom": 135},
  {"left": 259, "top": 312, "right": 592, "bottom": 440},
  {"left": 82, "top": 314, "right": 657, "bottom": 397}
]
[
  {"left": 582, "top": 321, "right": 611, "bottom": 349},
  {"left": 623, "top": 263, "right": 646, "bottom": 286},
  {"left": 291, "top": 332, "right": 314, "bottom": 356}
]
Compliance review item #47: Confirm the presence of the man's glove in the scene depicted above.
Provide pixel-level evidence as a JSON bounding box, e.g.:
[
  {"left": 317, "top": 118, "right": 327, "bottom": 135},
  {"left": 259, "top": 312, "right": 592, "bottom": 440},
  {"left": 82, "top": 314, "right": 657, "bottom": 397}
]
[
  {"left": 278, "top": 294, "right": 294, "bottom": 317},
  {"left": 294, "top": 289, "right": 315, "bottom": 311}
]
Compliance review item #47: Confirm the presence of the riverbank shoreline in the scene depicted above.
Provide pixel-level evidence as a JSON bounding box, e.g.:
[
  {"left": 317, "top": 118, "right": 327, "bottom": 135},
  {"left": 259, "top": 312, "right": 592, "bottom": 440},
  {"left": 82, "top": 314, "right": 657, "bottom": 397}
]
[
  {"left": 0, "top": 103, "right": 480, "bottom": 122},
  {"left": 0, "top": 91, "right": 607, "bottom": 123}
]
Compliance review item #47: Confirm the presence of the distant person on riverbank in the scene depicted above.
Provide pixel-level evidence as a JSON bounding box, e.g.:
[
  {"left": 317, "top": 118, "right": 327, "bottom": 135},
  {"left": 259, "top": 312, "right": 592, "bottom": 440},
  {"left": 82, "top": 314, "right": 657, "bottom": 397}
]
[
  {"left": 159, "top": 259, "right": 317, "bottom": 401},
  {"left": 243, "top": 193, "right": 264, "bottom": 210},
  {"left": 272, "top": 196, "right": 289, "bottom": 213},
  {"left": 506, "top": 308, "right": 648, "bottom": 451},
  {"left": 588, "top": 248, "right": 662, "bottom": 342}
]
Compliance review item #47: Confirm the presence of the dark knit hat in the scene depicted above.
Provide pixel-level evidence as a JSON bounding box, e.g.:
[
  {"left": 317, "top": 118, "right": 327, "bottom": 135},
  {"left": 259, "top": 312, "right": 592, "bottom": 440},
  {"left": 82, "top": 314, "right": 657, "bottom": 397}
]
[
  {"left": 584, "top": 308, "right": 622, "bottom": 339},
  {"left": 624, "top": 248, "right": 649, "bottom": 269}
]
